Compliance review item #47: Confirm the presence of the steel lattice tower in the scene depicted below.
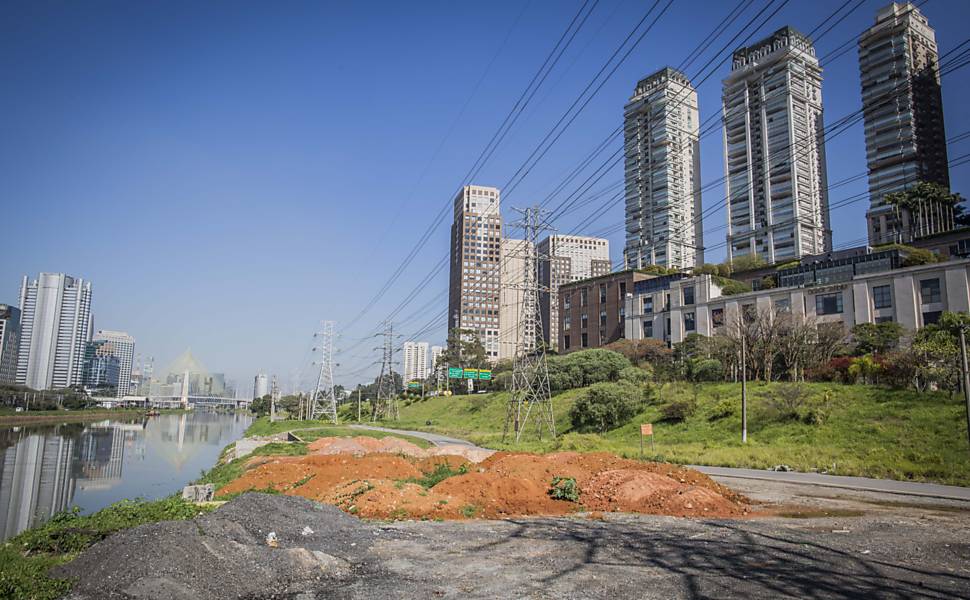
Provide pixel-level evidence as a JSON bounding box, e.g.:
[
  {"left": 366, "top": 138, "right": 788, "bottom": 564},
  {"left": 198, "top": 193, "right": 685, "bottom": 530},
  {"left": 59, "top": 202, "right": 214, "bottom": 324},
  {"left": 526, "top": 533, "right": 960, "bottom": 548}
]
[
  {"left": 309, "top": 321, "right": 338, "bottom": 423},
  {"left": 503, "top": 206, "right": 556, "bottom": 442},
  {"left": 373, "top": 321, "right": 398, "bottom": 420}
]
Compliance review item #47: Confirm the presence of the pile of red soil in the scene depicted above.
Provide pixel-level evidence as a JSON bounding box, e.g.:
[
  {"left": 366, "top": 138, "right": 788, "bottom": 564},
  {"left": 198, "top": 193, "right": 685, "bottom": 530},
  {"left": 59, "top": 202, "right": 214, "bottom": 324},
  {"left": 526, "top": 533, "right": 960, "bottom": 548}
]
[{"left": 217, "top": 444, "right": 748, "bottom": 521}]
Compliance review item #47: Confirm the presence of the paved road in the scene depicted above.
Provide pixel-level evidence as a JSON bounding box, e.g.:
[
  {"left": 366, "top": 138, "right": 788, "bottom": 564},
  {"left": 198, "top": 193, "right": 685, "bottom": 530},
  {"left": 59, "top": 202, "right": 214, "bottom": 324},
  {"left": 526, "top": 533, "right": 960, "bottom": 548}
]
[{"left": 358, "top": 424, "right": 970, "bottom": 502}]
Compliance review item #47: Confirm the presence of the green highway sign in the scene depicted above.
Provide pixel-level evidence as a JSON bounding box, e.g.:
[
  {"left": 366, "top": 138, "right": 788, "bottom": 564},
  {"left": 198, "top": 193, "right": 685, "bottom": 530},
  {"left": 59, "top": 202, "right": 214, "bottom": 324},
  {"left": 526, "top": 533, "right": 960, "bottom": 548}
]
[
  {"left": 479, "top": 370, "right": 492, "bottom": 381},
  {"left": 448, "top": 367, "right": 463, "bottom": 379},
  {"left": 407, "top": 381, "right": 422, "bottom": 389},
  {"left": 463, "top": 368, "right": 479, "bottom": 379}
]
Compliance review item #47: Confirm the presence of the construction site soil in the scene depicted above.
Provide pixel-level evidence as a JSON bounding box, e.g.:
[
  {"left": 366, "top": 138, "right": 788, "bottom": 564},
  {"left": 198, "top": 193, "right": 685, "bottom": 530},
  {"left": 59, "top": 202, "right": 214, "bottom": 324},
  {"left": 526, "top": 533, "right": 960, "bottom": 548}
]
[{"left": 217, "top": 436, "right": 749, "bottom": 520}]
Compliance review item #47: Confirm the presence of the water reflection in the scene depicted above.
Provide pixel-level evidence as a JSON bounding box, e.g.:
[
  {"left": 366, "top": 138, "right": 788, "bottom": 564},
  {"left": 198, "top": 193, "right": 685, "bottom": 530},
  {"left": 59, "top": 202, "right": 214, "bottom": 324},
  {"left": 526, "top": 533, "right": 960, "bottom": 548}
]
[{"left": 0, "top": 411, "right": 251, "bottom": 540}]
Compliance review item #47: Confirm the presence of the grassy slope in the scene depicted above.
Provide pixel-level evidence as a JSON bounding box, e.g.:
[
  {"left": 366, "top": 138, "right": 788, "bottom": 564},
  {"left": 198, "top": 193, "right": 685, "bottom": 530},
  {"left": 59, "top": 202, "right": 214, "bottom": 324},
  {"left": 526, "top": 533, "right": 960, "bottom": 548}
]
[
  {"left": 244, "top": 418, "right": 432, "bottom": 448},
  {"left": 389, "top": 382, "right": 970, "bottom": 486}
]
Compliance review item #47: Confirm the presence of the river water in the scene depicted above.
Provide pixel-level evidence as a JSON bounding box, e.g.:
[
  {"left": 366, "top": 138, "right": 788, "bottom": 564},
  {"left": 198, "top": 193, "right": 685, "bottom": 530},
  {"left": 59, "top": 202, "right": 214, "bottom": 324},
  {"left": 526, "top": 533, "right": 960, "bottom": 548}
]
[{"left": 0, "top": 411, "right": 252, "bottom": 541}]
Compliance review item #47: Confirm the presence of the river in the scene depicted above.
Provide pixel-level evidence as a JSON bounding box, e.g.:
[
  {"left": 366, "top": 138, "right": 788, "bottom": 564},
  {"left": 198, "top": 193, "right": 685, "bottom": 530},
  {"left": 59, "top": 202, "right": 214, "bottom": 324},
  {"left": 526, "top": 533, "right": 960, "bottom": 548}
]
[{"left": 0, "top": 411, "right": 252, "bottom": 541}]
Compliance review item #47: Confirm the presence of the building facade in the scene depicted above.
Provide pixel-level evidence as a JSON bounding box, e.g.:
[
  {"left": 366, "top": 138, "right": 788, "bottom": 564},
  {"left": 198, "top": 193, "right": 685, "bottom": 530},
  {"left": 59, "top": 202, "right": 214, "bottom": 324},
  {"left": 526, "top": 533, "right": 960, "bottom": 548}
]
[
  {"left": 624, "top": 67, "right": 703, "bottom": 270},
  {"left": 253, "top": 373, "right": 269, "bottom": 399},
  {"left": 860, "top": 2, "right": 950, "bottom": 245},
  {"left": 498, "top": 238, "right": 533, "bottom": 361},
  {"left": 430, "top": 345, "right": 444, "bottom": 375},
  {"left": 81, "top": 340, "right": 121, "bottom": 396},
  {"left": 557, "top": 271, "right": 653, "bottom": 353},
  {"left": 623, "top": 255, "right": 970, "bottom": 345},
  {"left": 723, "top": 27, "right": 831, "bottom": 263},
  {"left": 402, "top": 341, "right": 429, "bottom": 382},
  {"left": 538, "top": 235, "right": 611, "bottom": 352},
  {"left": 0, "top": 305, "right": 20, "bottom": 385},
  {"left": 16, "top": 274, "right": 93, "bottom": 390},
  {"left": 92, "top": 330, "right": 135, "bottom": 397},
  {"left": 448, "top": 185, "right": 502, "bottom": 361}
]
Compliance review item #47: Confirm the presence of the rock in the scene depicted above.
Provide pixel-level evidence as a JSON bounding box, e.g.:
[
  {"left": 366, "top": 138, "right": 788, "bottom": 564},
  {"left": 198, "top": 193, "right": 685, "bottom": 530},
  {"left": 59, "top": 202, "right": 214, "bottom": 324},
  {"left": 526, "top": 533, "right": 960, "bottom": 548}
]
[{"left": 182, "top": 484, "right": 215, "bottom": 502}]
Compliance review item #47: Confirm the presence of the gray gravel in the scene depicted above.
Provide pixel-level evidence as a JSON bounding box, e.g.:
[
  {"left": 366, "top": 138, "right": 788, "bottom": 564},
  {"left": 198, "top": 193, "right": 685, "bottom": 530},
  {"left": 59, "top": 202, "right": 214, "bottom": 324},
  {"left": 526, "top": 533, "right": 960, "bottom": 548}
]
[{"left": 53, "top": 490, "right": 970, "bottom": 599}]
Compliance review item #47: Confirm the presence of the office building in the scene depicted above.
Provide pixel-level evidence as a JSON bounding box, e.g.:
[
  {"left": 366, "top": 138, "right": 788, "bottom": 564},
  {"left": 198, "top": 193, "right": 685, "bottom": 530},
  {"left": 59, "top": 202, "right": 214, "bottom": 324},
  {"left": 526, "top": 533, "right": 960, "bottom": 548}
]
[
  {"left": 448, "top": 185, "right": 502, "bottom": 361},
  {"left": 557, "top": 271, "right": 654, "bottom": 353},
  {"left": 0, "top": 433, "right": 76, "bottom": 540},
  {"left": 0, "top": 306, "right": 19, "bottom": 385},
  {"left": 430, "top": 345, "right": 444, "bottom": 374},
  {"left": 723, "top": 27, "right": 831, "bottom": 263},
  {"left": 624, "top": 67, "right": 703, "bottom": 270},
  {"left": 82, "top": 340, "right": 121, "bottom": 396},
  {"left": 498, "top": 238, "right": 533, "bottom": 361},
  {"left": 538, "top": 236, "right": 611, "bottom": 352},
  {"left": 92, "top": 330, "right": 135, "bottom": 397},
  {"left": 403, "top": 341, "right": 429, "bottom": 382},
  {"left": 860, "top": 3, "right": 951, "bottom": 244},
  {"left": 16, "top": 273, "right": 93, "bottom": 390},
  {"left": 623, "top": 251, "right": 970, "bottom": 345},
  {"left": 253, "top": 373, "right": 269, "bottom": 399}
]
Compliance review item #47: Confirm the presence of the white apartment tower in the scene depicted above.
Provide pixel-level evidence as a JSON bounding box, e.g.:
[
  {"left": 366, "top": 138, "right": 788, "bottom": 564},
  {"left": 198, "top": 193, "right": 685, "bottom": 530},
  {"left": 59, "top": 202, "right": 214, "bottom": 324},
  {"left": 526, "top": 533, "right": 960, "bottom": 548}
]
[
  {"left": 538, "top": 236, "right": 611, "bottom": 352},
  {"left": 253, "top": 373, "right": 269, "bottom": 399},
  {"left": 624, "top": 67, "right": 703, "bottom": 270},
  {"left": 498, "top": 238, "right": 533, "bottom": 362},
  {"left": 429, "top": 345, "right": 444, "bottom": 374},
  {"left": 448, "top": 185, "right": 502, "bottom": 361},
  {"left": 93, "top": 330, "right": 135, "bottom": 397},
  {"left": 723, "top": 27, "right": 832, "bottom": 263},
  {"left": 16, "top": 273, "right": 93, "bottom": 390},
  {"left": 860, "top": 3, "right": 950, "bottom": 245},
  {"left": 402, "top": 341, "right": 429, "bottom": 382}
]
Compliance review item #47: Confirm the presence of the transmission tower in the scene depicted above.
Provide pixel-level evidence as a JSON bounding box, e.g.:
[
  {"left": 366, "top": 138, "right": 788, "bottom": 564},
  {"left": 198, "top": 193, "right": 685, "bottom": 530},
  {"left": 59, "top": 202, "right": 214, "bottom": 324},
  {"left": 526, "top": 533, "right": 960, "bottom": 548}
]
[
  {"left": 503, "top": 206, "right": 556, "bottom": 442},
  {"left": 373, "top": 321, "right": 399, "bottom": 420},
  {"left": 309, "top": 321, "right": 339, "bottom": 423}
]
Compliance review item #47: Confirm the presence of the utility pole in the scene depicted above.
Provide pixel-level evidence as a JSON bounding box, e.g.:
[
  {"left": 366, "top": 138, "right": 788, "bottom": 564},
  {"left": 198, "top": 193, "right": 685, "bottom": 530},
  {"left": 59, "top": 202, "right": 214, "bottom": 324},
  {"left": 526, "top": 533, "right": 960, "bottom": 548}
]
[
  {"left": 357, "top": 387, "right": 362, "bottom": 422},
  {"left": 309, "top": 320, "right": 339, "bottom": 424},
  {"left": 740, "top": 324, "right": 748, "bottom": 444},
  {"left": 270, "top": 375, "right": 279, "bottom": 421},
  {"left": 960, "top": 326, "right": 970, "bottom": 454},
  {"left": 503, "top": 206, "right": 555, "bottom": 442},
  {"left": 373, "top": 321, "right": 398, "bottom": 420}
]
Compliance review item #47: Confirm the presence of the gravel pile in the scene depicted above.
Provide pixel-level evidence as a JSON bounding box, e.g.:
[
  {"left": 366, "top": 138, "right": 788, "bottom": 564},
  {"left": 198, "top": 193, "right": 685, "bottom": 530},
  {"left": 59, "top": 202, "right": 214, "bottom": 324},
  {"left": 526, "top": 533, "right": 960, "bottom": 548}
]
[{"left": 54, "top": 494, "right": 383, "bottom": 599}]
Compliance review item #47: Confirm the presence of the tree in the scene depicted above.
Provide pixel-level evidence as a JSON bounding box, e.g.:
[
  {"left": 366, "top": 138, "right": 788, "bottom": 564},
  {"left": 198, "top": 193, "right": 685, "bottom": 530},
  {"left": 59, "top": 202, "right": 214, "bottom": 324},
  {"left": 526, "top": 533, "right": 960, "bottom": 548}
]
[
  {"left": 885, "top": 181, "right": 962, "bottom": 240},
  {"left": 438, "top": 328, "right": 488, "bottom": 392},
  {"left": 776, "top": 313, "right": 818, "bottom": 381},
  {"left": 569, "top": 381, "right": 649, "bottom": 433},
  {"left": 851, "top": 322, "right": 904, "bottom": 355},
  {"left": 729, "top": 254, "right": 766, "bottom": 273},
  {"left": 910, "top": 312, "right": 970, "bottom": 393}
]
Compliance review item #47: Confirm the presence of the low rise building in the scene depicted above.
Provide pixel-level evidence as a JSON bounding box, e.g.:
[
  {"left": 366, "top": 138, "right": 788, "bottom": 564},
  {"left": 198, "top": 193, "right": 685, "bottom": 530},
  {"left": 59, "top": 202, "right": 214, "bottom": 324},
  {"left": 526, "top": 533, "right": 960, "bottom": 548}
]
[{"left": 557, "top": 271, "right": 655, "bottom": 353}]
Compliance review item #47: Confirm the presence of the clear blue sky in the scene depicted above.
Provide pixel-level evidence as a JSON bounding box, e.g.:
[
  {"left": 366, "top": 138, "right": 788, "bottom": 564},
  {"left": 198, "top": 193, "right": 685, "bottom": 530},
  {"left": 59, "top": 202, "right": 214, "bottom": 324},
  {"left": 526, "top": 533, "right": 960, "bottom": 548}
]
[{"left": 2, "top": 0, "right": 969, "bottom": 392}]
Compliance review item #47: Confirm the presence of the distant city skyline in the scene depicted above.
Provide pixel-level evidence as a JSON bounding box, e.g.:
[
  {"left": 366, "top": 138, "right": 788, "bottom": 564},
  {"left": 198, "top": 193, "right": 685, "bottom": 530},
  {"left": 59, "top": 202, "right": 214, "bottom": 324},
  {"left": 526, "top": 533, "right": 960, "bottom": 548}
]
[{"left": 2, "top": 1, "right": 969, "bottom": 387}]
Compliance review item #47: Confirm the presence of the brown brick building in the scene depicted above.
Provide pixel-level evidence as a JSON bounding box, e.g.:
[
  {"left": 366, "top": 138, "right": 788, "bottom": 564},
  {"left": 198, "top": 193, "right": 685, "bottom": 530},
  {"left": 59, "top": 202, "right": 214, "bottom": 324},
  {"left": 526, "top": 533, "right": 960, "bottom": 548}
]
[{"left": 557, "top": 270, "right": 653, "bottom": 353}]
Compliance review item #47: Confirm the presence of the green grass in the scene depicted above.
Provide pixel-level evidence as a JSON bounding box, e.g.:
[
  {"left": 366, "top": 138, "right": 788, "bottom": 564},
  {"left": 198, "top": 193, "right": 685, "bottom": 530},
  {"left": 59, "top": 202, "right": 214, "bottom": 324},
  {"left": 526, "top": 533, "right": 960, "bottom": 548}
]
[
  {"left": 388, "top": 382, "right": 970, "bottom": 486},
  {"left": 243, "top": 418, "right": 433, "bottom": 448},
  {"left": 1, "top": 496, "right": 209, "bottom": 599},
  {"left": 400, "top": 462, "right": 469, "bottom": 489}
]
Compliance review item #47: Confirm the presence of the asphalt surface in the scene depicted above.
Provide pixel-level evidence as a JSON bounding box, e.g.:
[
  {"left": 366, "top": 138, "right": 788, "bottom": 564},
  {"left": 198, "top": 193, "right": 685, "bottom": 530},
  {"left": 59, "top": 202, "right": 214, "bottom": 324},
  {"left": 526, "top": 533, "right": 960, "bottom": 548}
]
[{"left": 57, "top": 492, "right": 970, "bottom": 599}]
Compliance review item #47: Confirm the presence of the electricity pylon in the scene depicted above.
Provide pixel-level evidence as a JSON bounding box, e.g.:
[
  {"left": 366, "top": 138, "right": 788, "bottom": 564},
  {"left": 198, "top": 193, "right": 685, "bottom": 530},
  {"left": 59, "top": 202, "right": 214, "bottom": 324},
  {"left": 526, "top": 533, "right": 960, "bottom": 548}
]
[
  {"left": 309, "top": 321, "right": 338, "bottom": 423},
  {"left": 373, "top": 321, "right": 399, "bottom": 420},
  {"left": 503, "top": 206, "right": 556, "bottom": 442}
]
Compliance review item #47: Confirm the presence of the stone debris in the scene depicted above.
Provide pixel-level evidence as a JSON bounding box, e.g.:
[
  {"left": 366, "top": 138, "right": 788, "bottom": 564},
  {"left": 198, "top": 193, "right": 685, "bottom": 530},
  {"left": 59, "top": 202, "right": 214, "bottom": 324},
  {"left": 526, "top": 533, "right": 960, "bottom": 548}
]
[{"left": 181, "top": 484, "right": 214, "bottom": 502}]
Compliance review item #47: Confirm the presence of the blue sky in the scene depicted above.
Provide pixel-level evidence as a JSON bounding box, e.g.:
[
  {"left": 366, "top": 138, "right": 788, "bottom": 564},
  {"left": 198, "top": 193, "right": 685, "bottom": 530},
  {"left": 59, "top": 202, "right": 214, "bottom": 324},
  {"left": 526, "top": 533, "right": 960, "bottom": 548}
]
[{"left": 2, "top": 0, "right": 969, "bottom": 392}]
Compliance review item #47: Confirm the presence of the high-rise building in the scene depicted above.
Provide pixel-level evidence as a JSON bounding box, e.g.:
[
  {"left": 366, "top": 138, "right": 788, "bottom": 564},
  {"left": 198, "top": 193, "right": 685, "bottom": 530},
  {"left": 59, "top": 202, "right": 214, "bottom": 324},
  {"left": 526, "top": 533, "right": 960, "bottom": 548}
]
[
  {"left": 498, "top": 238, "right": 533, "bottom": 361},
  {"left": 92, "top": 330, "right": 135, "bottom": 397},
  {"left": 16, "top": 273, "right": 93, "bottom": 390},
  {"left": 253, "top": 373, "right": 269, "bottom": 399},
  {"left": 723, "top": 27, "right": 831, "bottom": 263},
  {"left": 402, "top": 341, "right": 429, "bottom": 382},
  {"left": 538, "top": 236, "right": 611, "bottom": 352},
  {"left": 0, "top": 433, "right": 76, "bottom": 540},
  {"left": 81, "top": 340, "right": 121, "bottom": 396},
  {"left": 624, "top": 67, "right": 703, "bottom": 270},
  {"left": 429, "top": 345, "right": 444, "bottom": 374},
  {"left": 860, "top": 2, "right": 950, "bottom": 245},
  {"left": 0, "top": 305, "right": 20, "bottom": 385},
  {"left": 448, "top": 185, "right": 502, "bottom": 361}
]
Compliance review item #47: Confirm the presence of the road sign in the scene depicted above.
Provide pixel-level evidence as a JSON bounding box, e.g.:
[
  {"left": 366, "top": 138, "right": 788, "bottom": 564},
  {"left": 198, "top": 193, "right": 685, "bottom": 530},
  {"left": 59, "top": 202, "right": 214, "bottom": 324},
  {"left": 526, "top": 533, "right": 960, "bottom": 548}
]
[
  {"left": 407, "top": 382, "right": 422, "bottom": 389},
  {"left": 640, "top": 423, "right": 653, "bottom": 436},
  {"left": 448, "top": 367, "right": 463, "bottom": 379},
  {"left": 479, "top": 370, "right": 492, "bottom": 381},
  {"left": 463, "top": 368, "right": 479, "bottom": 379}
]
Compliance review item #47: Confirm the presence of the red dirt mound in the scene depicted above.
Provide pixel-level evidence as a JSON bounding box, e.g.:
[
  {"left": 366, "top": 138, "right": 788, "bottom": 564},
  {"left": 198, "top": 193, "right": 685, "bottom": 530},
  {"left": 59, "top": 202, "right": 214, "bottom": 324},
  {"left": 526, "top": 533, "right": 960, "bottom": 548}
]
[{"left": 432, "top": 472, "right": 574, "bottom": 518}]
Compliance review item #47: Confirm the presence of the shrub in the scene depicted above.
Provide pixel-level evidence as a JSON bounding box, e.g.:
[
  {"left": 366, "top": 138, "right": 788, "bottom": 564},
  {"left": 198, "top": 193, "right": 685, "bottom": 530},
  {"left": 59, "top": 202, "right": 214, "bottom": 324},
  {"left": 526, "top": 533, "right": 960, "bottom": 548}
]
[
  {"left": 690, "top": 358, "right": 724, "bottom": 382},
  {"left": 618, "top": 366, "right": 650, "bottom": 384},
  {"left": 548, "top": 476, "right": 580, "bottom": 502},
  {"left": 660, "top": 399, "right": 696, "bottom": 422},
  {"left": 756, "top": 383, "right": 814, "bottom": 422},
  {"left": 708, "top": 398, "right": 736, "bottom": 421},
  {"left": 713, "top": 276, "right": 752, "bottom": 296},
  {"left": 569, "top": 382, "right": 645, "bottom": 433}
]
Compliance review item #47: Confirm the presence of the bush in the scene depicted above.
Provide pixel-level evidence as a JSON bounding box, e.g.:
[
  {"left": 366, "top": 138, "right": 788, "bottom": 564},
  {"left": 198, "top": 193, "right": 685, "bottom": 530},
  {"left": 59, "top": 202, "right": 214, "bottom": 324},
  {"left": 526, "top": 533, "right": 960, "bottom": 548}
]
[
  {"left": 708, "top": 398, "right": 736, "bottom": 421},
  {"left": 713, "top": 276, "right": 752, "bottom": 296},
  {"left": 569, "top": 382, "right": 645, "bottom": 433},
  {"left": 618, "top": 366, "right": 650, "bottom": 384},
  {"left": 690, "top": 358, "right": 724, "bottom": 382},
  {"left": 756, "top": 383, "right": 814, "bottom": 422},
  {"left": 548, "top": 476, "right": 580, "bottom": 502},
  {"left": 660, "top": 399, "right": 696, "bottom": 422}
]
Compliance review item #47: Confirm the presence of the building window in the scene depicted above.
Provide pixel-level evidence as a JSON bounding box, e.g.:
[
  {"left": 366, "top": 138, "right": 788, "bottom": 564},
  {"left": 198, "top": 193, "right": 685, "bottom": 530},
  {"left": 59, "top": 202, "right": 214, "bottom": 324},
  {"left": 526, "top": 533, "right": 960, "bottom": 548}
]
[
  {"left": 619, "top": 282, "right": 627, "bottom": 298},
  {"left": 599, "top": 310, "right": 607, "bottom": 326},
  {"left": 564, "top": 294, "right": 571, "bottom": 310},
  {"left": 875, "top": 316, "right": 893, "bottom": 324},
  {"left": 644, "top": 320, "right": 653, "bottom": 338},
  {"left": 619, "top": 306, "right": 625, "bottom": 322},
  {"left": 581, "top": 333, "right": 588, "bottom": 347},
  {"left": 683, "top": 286, "right": 695, "bottom": 306},
  {"left": 711, "top": 308, "right": 724, "bottom": 327},
  {"left": 742, "top": 304, "right": 756, "bottom": 323},
  {"left": 684, "top": 312, "right": 696, "bottom": 332},
  {"left": 564, "top": 335, "right": 570, "bottom": 350},
  {"left": 643, "top": 297, "right": 653, "bottom": 314},
  {"left": 923, "top": 311, "right": 942, "bottom": 325},
  {"left": 815, "top": 292, "right": 843, "bottom": 315},
  {"left": 872, "top": 285, "right": 892, "bottom": 309},
  {"left": 580, "top": 289, "right": 588, "bottom": 307},
  {"left": 774, "top": 298, "right": 790, "bottom": 312},
  {"left": 599, "top": 285, "right": 607, "bottom": 304},
  {"left": 920, "top": 278, "right": 941, "bottom": 304},
  {"left": 564, "top": 315, "right": 571, "bottom": 330},
  {"left": 581, "top": 314, "right": 588, "bottom": 329}
]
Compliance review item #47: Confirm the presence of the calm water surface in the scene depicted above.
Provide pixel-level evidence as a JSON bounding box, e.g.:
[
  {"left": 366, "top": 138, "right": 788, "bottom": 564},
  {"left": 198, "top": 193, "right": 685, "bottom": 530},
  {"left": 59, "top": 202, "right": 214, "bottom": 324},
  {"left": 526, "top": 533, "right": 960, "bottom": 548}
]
[{"left": 0, "top": 411, "right": 252, "bottom": 540}]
